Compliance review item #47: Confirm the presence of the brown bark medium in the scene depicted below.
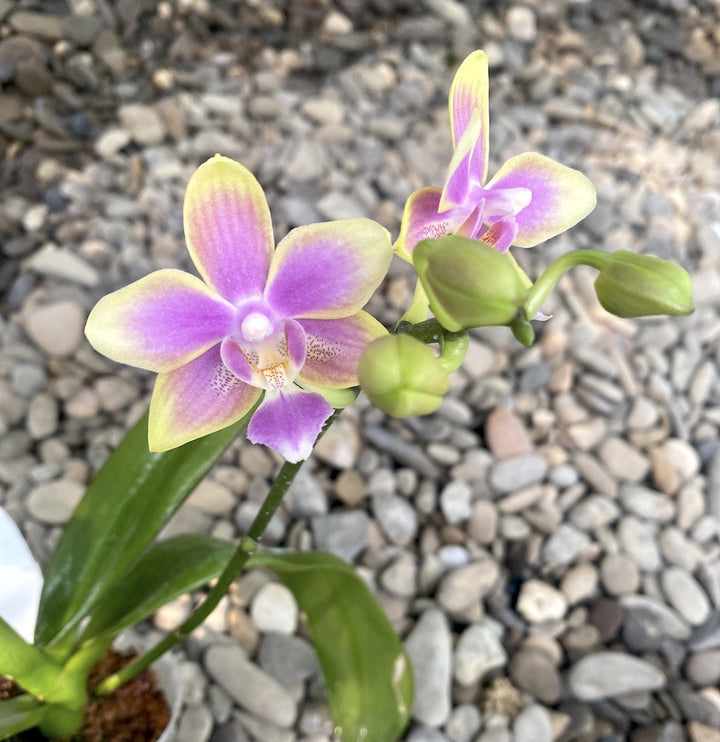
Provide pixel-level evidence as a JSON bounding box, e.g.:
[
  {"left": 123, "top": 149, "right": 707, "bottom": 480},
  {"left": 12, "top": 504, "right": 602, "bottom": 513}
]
[{"left": 1, "top": 649, "right": 170, "bottom": 742}]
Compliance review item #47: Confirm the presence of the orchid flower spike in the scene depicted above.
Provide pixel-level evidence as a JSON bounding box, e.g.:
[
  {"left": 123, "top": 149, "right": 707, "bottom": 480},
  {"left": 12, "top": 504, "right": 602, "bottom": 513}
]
[
  {"left": 395, "top": 50, "right": 597, "bottom": 258},
  {"left": 0, "top": 506, "right": 43, "bottom": 642},
  {"left": 86, "top": 155, "right": 391, "bottom": 462}
]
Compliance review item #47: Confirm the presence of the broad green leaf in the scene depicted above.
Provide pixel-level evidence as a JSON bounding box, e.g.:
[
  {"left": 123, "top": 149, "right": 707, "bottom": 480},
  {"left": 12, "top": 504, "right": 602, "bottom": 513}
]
[
  {"left": 0, "top": 617, "right": 62, "bottom": 698},
  {"left": 249, "top": 551, "right": 413, "bottom": 742},
  {"left": 36, "top": 408, "right": 255, "bottom": 652},
  {"left": 80, "top": 535, "right": 235, "bottom": 642},
  {"left": 0, "top": 695, "right": 46, "bottom": 739}
]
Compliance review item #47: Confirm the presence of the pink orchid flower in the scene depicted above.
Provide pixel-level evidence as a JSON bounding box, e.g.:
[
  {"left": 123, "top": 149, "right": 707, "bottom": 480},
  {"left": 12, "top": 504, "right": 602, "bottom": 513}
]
[
  {"left": 86, "top": 155, "right": 391, "bottom": 462},
  {"left": 396, "top": 50, "right": 596, "bottom": 257}
]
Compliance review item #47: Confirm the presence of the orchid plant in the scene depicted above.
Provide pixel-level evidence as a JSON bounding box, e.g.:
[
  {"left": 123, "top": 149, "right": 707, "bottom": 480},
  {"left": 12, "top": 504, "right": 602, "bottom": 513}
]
[{"left": 0, "top": 49, "right": 692, "bottom": 742}]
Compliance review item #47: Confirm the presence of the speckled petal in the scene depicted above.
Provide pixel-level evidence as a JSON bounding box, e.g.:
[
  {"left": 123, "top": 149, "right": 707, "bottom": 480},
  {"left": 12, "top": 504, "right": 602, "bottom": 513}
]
[
  {"left": 485, "top": 152, "right": 597, "bottom": 247},
  {"left": 148, "top": 345, "right": 261, "bottom": 452},
  {"left": 479, "top": 218, "right": 519, "bottom": 253},
  {"left": 449, "top": 50, "right": 489, "bottom": 181},
  {"left": 248, "top": 387, "right": 333, "bottom": 463},
  {"left": 85, "top": 269, "right": 234, "bottom": 373},
  {"left": 297, "top": 311, "right": 387, "bottom": 389},
  {"left": 265, "top": 219, "right": 392, "bottom": 319},
  {"left": 183, "top": 155, "right": 274, "bottom": 303},
  {"left": 395, "top": 187, "right": 464, "bottom": 258}
]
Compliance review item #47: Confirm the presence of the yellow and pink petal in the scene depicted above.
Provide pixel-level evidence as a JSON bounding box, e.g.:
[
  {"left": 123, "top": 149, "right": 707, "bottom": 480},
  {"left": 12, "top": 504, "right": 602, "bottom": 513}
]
[
  {"left": 148, "top": 346, "right": 261, "bottom": 451},
  {"left": 440, "top": 108, "right": 485, "bottom": 212},
  {"left": 395, "top": 187, "right": 464, "bottom": 257},
  {"left": 264, "top": 219, "right": 392, "bottom": 320},
  {"left": 248, "top": 387, "right": 333, "bottom": 463},
  {"left": 85, "top": 269, "right": 234, "bottom": 373},
  {"left": 448, "top": 49, "right": 489, "bottom": 181},
  {"left": 183, "top": 155, "right": 274, "bottom": 304},
  {"left": 297, "top": 311, "right": 387, "bottom": 389},
  {"left": 485, "top": 152, "right": 596, "bottom": 248}
]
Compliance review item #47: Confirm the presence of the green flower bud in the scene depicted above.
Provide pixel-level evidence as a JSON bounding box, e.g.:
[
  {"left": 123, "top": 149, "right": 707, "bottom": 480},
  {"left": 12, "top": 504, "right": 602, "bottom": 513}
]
[
  {"left": 413, "top": 236, "right": 529, "bottom": 332},
  {"left": 594, "top": 250, "right": 693, "bottom": 318},
  {"left": 358, "top": 334, "right": 448, "bottom": 417}
]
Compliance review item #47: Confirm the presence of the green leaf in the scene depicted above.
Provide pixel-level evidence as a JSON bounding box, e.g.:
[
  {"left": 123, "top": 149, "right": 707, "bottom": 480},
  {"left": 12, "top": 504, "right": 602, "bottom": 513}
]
[
  {"left": 0, "top": 695, "right": 47, "bottom": 739},
  {"left": 0, "top": 617, "right": 62, "bottom": 698},
  {"left": 80, "top": 535, "right": 235, "bottom": 643},
  {"left": 35, "top": 408, "right": 255, "bottom": 652},
  {"left": 249, "top": 551, "right": 413, "bottom": 742}
]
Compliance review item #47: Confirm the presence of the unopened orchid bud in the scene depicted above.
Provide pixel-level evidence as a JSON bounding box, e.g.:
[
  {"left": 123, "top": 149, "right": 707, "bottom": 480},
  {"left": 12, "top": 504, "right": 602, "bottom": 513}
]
[
  {"left": 358, "top": 334, "right": 448, "bottom": 417},
  {"left": 413, "top": 236, "right": 529, "bottom": 332},
  {"left": 594, "top": 250, "right": 693, "bottom": 318}
]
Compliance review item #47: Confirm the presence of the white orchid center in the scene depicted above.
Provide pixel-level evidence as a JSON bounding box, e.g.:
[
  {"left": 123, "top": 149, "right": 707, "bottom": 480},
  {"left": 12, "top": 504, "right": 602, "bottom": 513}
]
[{"left": 241, "top": 312, "right": 273, "bottom": 342}]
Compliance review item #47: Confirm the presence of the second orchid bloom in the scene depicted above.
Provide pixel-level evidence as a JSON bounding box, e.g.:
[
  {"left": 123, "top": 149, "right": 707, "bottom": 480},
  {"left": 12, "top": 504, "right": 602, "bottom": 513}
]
[
  {"left": 395, "top": 50, "right": 596, "bottom": 258},
  {"left": 86, "top": 155, "right": 391, "bottom": 462}
]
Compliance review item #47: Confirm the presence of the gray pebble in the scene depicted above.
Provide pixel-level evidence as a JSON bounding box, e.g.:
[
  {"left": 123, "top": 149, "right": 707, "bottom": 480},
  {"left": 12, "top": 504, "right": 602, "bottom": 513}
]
[
  {"left": 601, "top": 553, "right": 640, "bottom": 596},
  {"left": 618, "top": 516, "right": 663, "bottom": 572},
  {"left": 517, "top": 579, "right": 567, "bottom": 622},
  {"left": 257, "top": 634, "right": 318, "bottom": 687},
  {"left": 285, "top": 466, "right": 328, "bottom": 517},
  {"left": 568, "top": 652, "right": 666, "bottom": 700},
  {"left": 508, "top": 648, "right": 561, "bottom": 704},
  {"left": 372, "top": 493, "right": 418, "bottom": 546},
  {"left": 570, "top": 494, "right": 621, "bottom": 530},
  {"left": 12, "top": 363, "right": 46, "bottom": 396},
  {"left": 26, "top": 479, "right": 84, "bottom": 524},
  {"left": 405, "top": 608, "right": 452, "bottom": 727},
  {"left": 685, "top": 649, "right": 720, "bottom": 687},
  {"left": 205, "top": 644, "right": 296, "bottom": 727},
  {"left": 22, "top": 300, "right": 85, "bottom": 357},
  {"left": 542, "top": 523, "right": 593, "bottom": 566},
  {"left": 660, "top": 527, "right": 700, "bottom": 571},
  {"left": 311, "top": 510, "right": 368, "bottom": 562},
  {"left": 444, "top": 704, "right": 481, "bottom": 742},
  {"left": 406, "top": 727, "right": 450, "bottom": 742},
  {"left": 512, "top": 703, "right": 553, "bottom": 742},
  {"left": 380, "top": 552, "right": 418, "bottom": 597},
  {"left": 249, "top": 582, "right": 298, "bottom": 635},
  {"left": 489, "top": 453, "right": 548, "bottom": 494},
  {"left": 27, "top": 393, "right": 58, "bottom": 439},
  {"left": 437, "top": 557, "right": 500, "bottom": 619},
  {"left": 619, "top": 485, "right": 675, "bottom": 523},
  {"left": 660, "top": 567, "right": 711, "bottom": 627},
  {"left": 234, "top": 710, "right": 294, "bottom": 742},
  {"left": 439, "top": 480, "right": 473, "bottom": 524},
  {"left": 176, "top": 704, "right": 213, "bottom": 742},
  {"left": 599, "top": 438, "right": 650, "bottom": 482},
  {"left": 453, "top": 619, "right": 507, "bottom": 686},
  {"left": 364, "top": 425, "right": 440, "bottom": 478},
  {"left": 620, "top": 595, "right": 691, "bottom": 648}
]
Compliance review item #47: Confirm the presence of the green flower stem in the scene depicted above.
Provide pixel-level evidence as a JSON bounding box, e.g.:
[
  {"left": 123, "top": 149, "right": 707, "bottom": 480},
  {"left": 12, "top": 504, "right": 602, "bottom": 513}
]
[
  {"left": 524, "top": 249, "right": 610, "bottom": 319},
  {"left": 396, "top": 318, "right": 444, "bottom": 344},
  {"left": 401, "top": 281, "right": 430, "bottom": 326},
  {"left": 394, "top": 318, "right": 468, "bottom": 372},
  {"left": 438, "top": 332, "right": 469, "bottom": 373},
  {"left": 94, "top": 410, "right": 341, "bottom": 697}
]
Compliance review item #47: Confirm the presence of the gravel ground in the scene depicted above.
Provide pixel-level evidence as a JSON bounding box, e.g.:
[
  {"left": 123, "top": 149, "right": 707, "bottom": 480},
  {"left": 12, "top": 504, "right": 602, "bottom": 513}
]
[{"left": 2, "top": 1, "right": 720, "bottom": 741}]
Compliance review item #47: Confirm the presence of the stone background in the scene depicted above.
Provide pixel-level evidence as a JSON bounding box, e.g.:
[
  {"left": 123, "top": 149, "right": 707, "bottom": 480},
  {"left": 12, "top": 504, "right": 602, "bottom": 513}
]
[{"left": 1, "top": 0, "right": 720, "bottom": 740}]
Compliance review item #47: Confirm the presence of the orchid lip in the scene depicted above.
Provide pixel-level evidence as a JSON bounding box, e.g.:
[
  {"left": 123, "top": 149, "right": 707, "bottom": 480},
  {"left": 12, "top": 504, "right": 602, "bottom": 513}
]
[{"left": 221, "top": 317, "right": 307, "bottom": 392}]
